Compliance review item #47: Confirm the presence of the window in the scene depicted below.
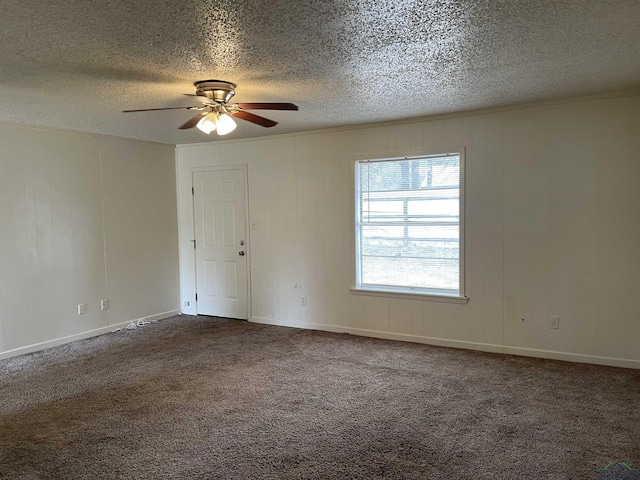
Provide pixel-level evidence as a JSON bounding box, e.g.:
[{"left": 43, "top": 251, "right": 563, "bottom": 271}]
[{"left": 354, "top": 150, "right": 466, "bottom": 301}]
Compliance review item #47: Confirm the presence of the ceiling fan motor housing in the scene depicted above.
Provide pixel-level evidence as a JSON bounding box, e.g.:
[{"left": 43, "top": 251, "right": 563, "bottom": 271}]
[{"left": 194, "top": 80, "right": 236, "bottom": 104}]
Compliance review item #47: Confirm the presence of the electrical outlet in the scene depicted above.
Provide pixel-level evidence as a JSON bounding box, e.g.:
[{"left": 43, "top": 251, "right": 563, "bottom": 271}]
[
  {"left": 251, "top": 220, "right": 258, "bottom": 230},
  {"left": 100, "top": 299, "right": 109, "bottom": 311},
  {"left": 77, "top": 303, "right": 87, "bottom": 315},
  {"left": 300, "top": 295, "right": 307, "bottom": 307},
  {"left": 184, "top": 300, "right": 190, "bottom": 307},
  {"left": 549, "top": 315, "right": 560, "bottom": 329}
]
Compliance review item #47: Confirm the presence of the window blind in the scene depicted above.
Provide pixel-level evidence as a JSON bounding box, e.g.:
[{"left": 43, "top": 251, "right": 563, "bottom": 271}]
[{"left": 356, "top": 154, "right": 461, "bottom": 295}]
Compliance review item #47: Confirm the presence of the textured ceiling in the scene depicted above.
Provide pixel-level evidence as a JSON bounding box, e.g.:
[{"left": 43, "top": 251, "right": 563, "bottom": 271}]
[{"left": 1, "top": 0, "right": 639, "bottom": 144}]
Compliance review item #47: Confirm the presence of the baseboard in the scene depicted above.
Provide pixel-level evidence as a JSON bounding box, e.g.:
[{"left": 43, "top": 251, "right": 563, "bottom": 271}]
[
  {"left": 250, "top": 317, "right": 347, "bottom": 334},
  {"left": 0, "top": 309, "right": 181, "bottom": 361},
  {"left": 250, "top": 317, "right": 640, "bottom": 370},
  {"left": 142, "top": 309, "right": 182, "bottom": 323}
]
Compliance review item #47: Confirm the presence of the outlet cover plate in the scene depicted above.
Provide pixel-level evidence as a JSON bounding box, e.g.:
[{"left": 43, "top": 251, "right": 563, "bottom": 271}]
[
  {"left": 550, "top": 315, "right": 560, "bottom": 329},
  {"left": 78, "top": 303, "right": 87, "bottom": 315}
]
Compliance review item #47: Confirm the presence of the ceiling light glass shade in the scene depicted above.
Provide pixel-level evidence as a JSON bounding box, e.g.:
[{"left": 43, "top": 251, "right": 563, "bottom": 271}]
[
  {"left": 216, "top": 114, "right": 237, "bottom": 135},
  {"left": 196, "top": 114, "right": 217, "bottom": 134}
]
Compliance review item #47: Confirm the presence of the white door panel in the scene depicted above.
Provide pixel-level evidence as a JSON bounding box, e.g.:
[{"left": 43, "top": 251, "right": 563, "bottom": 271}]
[{"left": 193, "top": 169, "right": 248, "bottom": 319}]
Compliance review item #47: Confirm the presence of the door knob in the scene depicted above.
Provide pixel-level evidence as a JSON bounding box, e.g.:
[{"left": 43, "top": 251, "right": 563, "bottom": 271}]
[{"left": 239, "top": 250, "right": 245, "bottom": 256}]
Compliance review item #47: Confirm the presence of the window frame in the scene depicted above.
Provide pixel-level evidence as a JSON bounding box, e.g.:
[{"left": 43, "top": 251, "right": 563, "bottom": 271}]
[{"left": 351, "top": 148, "right": 468, "bottom": 304}]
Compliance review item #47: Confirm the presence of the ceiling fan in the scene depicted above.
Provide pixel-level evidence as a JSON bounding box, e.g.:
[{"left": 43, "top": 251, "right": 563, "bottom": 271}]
[{"left": 123, "top": 80, "right": 298, "bottom": 136}]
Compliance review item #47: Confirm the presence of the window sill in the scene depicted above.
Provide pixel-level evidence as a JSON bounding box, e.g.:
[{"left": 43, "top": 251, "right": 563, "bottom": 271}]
[{"left": 350, "top": 287, "right": 469, "bottom": 304}]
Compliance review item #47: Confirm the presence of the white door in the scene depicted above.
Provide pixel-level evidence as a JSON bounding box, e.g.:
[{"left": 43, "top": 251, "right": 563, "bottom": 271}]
[{"left": 193, "top": 169, "right": 248, "bottom": 319}]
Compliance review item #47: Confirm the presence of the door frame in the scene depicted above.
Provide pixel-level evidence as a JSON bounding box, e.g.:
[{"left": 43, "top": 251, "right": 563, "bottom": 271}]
[{"left": 190, "top": 165, "right": 251, "bottom": 319}]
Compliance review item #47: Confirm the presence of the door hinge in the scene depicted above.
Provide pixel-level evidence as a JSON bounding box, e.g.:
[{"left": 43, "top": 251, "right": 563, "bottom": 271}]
[
  {"left": 191, "top": 239, "right": 196, "bottom": 249},
  {"left": 192, "top": 186, "right": 194, "bottom": 195},
  {"left": 195, "top": 293, "right": 198, "bottom": 301}
]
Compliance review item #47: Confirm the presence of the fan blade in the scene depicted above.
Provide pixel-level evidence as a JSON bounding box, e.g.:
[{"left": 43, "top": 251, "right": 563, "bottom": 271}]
[
  {"left": 179, "top": 112, "right": 207, "bottom": 130},
  {"left": 123, "top": 106, "right": 197, "bottom": 113},
  {"left": 230, "top": 110, "right": 278, "bottom": 127},
  {"left": 236, "top": 102, "right": 298, "bottom": 111}
]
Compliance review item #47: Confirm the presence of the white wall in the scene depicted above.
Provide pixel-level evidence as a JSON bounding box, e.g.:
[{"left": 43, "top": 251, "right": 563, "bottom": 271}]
[
  {"left": 0, "top": 125, "right": 180, "bottom": 357},
  {"left": 177, "top": 94, "right": 640, "bottom": 368}
]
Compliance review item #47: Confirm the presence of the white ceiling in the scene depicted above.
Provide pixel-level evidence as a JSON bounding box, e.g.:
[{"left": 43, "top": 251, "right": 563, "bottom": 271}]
[{"left": 1, "top": 0, "right": 639, "bottom": 145}]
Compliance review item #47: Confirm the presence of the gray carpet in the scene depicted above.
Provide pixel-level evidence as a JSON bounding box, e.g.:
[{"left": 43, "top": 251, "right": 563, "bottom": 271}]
[{"left": 0, "top": 316, "right": 638, "bottom": 479}]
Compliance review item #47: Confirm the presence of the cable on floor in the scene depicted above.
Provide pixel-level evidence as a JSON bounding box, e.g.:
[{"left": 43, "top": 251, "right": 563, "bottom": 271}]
[{"left": 112, "top": 318, "right": 156, "bottom": 333}]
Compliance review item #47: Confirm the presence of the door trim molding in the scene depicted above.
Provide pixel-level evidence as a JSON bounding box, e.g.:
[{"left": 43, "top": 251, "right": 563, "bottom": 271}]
[{"left": 190, "top": 165, "right": 251, "bottom": 320}]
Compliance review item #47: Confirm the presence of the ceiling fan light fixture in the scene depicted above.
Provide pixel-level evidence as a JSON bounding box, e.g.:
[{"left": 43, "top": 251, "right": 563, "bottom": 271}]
[
  {"left": 196, "top": 113, "right": 217, "bottom": 134},
  {"left": 216, "top": 113, "right": 237, "bottom": 135},
  {"left": 123, "top": 79, "right": 297, "bottom": 133}
]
